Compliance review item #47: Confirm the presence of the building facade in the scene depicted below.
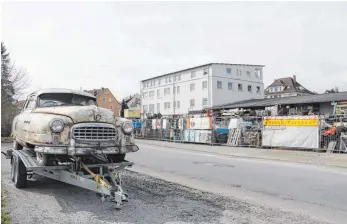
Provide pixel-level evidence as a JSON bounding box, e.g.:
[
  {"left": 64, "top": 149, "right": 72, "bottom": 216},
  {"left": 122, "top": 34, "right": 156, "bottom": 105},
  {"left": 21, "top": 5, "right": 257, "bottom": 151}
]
[
  {"left": 123, "top": 93, "right": 141, "bottom": 108},
  {"left": 85, "top": 88, "right": 119, "bottom": 115},
  {"left": 265, "top": 75, "right": 315, "bottom": 99},
  {"left": 140, "top": 63, "right": 265, "bottom": 116}
]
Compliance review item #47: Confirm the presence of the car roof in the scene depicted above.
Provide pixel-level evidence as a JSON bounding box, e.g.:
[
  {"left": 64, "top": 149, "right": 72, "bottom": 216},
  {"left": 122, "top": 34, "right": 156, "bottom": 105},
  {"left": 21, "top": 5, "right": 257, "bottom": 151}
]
[{"left": 30, "top": 88, "right": 96, "bottom": 99}]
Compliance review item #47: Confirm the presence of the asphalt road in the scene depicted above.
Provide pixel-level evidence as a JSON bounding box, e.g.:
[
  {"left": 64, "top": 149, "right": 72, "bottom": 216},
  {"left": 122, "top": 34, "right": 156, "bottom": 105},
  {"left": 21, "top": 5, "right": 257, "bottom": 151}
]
[
  {"left": 127, "top": 142, "right": 347, "bottom": 224},
  {"left": 1, "top": 142, "right": 345, "bottom": 224}
]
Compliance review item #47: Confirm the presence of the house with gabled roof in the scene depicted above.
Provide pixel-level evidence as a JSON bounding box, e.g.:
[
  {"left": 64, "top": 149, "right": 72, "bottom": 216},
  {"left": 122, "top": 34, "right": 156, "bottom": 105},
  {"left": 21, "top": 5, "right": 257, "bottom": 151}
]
[
  {"left": 84, "top": 87, "right": 119, "bottom": 115},
  {"left": 265, "top": 75, "right": 315, "bottom": 99}
]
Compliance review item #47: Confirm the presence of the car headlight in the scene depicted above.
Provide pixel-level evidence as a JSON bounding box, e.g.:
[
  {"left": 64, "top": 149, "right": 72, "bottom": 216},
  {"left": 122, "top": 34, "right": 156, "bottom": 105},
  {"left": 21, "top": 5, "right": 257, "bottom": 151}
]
[
  {"left": 122, "top": 122, "right": 133, "bottom": 134},
  {"left": 49, "top": 119, "right": 64, "bottom": 133}
]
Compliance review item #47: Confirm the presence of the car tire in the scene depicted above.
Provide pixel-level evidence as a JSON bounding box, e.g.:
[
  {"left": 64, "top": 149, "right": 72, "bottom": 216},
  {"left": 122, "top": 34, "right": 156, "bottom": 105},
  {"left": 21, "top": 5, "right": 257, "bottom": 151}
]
[
  {"left": 13, "top": 155, "right": 27, "bottom": 188},
  {"left": 13, "top": 139, "right": 23, "bottom": 150},
  {"left": 107, "top": 154, "right": 126, "bottom": 163}
]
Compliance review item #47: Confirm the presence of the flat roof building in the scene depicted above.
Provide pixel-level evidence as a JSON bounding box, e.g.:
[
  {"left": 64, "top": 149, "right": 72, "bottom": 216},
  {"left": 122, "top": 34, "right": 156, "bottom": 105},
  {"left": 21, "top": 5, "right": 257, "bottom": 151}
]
[{"left": 140, "top": 63, "right": 265, "bottom": 116}]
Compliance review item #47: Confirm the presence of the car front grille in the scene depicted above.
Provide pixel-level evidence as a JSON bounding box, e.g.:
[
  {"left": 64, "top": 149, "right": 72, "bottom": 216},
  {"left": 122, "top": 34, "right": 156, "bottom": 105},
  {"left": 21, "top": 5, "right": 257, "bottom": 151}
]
[{"left": 72, "top": 123, "right": 116, "bottom": 141}]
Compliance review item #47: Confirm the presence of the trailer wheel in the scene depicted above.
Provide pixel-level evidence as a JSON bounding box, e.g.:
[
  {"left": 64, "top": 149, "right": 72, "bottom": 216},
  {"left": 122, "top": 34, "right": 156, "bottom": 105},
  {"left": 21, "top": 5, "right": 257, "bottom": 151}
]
[
  {"left": 11, "top": 157, "right": 15, "bottom": 182},
  {"left": 13, "top": 155, "right": 27, "bottom": 188}
]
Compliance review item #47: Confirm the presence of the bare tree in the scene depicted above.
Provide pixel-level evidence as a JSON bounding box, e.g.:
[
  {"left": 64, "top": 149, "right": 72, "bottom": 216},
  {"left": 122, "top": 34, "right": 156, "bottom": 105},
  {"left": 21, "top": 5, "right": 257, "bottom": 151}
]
[
  {"left": 1, "top": 42, "right": 31, "bottom": 136},
  {"left": 10, "top": 65, "right": 31, "bottom": 100},
  {"left": 325, "top": 87, "right": 339, "bottom": 94}
]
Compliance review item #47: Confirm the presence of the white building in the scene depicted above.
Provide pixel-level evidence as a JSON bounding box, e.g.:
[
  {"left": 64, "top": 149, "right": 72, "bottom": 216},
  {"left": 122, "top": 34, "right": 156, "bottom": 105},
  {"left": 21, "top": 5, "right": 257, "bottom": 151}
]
[{"left": 140, "top": 63, "right": 265, "bottom": 116}]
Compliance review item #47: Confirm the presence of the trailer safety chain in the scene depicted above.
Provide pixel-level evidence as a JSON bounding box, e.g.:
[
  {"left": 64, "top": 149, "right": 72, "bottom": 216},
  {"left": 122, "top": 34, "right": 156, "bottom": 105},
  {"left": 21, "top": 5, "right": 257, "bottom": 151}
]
[{"left": 80, "top": 162, "right": 110, "bottom": 189}]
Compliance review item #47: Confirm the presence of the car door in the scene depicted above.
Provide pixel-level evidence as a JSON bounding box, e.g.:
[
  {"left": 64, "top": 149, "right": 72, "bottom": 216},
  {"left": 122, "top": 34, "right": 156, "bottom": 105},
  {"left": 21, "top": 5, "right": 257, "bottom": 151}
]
[{"left": 15, "top": 95, "right": 37, "bottom": 141}]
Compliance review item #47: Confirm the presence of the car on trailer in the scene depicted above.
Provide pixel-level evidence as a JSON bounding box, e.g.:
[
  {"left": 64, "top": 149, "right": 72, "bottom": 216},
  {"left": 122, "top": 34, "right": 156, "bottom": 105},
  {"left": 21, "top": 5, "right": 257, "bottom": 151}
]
[
  {"left": 11, "top": 88, "right": 139, "bottom": 166},
  {"left": 6, "top": 88, "right": 140, "bottom": 208}
]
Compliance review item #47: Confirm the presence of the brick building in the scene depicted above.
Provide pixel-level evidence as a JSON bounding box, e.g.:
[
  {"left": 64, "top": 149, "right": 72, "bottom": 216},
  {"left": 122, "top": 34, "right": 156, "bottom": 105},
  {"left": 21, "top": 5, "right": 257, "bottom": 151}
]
[{"left": 85, "top": 88, "right": 119, "bottom": 115}]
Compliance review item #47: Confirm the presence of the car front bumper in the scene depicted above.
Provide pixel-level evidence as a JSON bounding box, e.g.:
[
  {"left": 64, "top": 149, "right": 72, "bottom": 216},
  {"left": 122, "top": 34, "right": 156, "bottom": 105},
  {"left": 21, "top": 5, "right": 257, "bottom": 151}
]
[{"left": 34, "top": 139, "right": 139, "bottom": 156}]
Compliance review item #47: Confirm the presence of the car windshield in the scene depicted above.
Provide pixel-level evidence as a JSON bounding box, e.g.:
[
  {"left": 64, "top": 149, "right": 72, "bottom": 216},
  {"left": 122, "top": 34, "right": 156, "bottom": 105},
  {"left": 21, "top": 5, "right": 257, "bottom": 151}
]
[{"left": 38, "top": 93, "right": 96, "bottom": 107}]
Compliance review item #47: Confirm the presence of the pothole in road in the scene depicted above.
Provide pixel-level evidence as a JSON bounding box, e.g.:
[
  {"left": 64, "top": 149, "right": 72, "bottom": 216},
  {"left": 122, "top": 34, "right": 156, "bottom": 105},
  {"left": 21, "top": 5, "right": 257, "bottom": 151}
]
[{"left": 193, "top": 161, "right": 235, "bottom": 168}]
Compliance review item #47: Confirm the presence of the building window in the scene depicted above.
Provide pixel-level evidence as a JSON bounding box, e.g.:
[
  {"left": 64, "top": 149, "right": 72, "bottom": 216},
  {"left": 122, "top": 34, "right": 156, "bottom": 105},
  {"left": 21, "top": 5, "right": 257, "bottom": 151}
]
[
  {"left": 176, "top": 86, "right": 180, "bottom": 94},
  {"left": 238, "top": 84, "right": 243, "bottom": 91},
  {"left": 173, "top": 75, "right": 176, "bottom": 82},
  {"left": 228, "top": 82, "right": 233, "bottom": 90},
  {"left": 217, "top": 81, "right": 222, "bottom": 89},
  {"left": 169, "top": 76, "right": 172, "bottom": 83},
  {"left": 202, "top": 81, "right": 207, "bottom": 89},
  {"left": 108, "top": 98, "right": 112, "bottom": 102},
  {"left": 173, "top": 101, "right": 180, "bottom": 108},
  {"left": 246, "top": 71, "right": 251, "bottom": 77},
  {"left": 110, "top": 105, "right": 113, "bottom": 110},
  {"left": 190, "top": 83, "right": 195, "bottom": 92},
  {"left": 105, "top": 91, "right": 109, "bottom": 95},
  {"left": 157, "top": 103, "right": 160, "bottom": 113},
  {"left": 202, "top": 98, "right": 208, "bottom": 106},
  {"left": 203, "top": 68, "right": 209, "bottom": 75},
  {"left": 164, "top": 88, "right": 170, "bottom": 96},
  {"left": 149, "top": 104, "right": 155, "bottom": 113},
  {"left": 158, "top": 79, "right": 161, "bottom": 85},
  {"left": 165, "top": 77, "right": 168, "bottom": 84},
  {"left": 190, "top": 99, "right": 195, "bottom": 107},
  {"left": 157, "top": 89, "right": 160, "bottom": 98},
  {"left": 149, "top": 91, "right": 155, "bottom": 99},
  {"left": 255, "top": 68, "right": 261, "bottom": 78},
  {"left": 226, "top": 68, "right": 232, "bottom": 74},
  {"left": 177, "top": 74, "right": 181, "bottom": 81},
  {"left": 256, "top": 86, "right": 260, "bottom": 93},
  {"left": 248, "top": 85, "right": 252, "bottom": 92},
  {"left": 102, "top": 97, "right": 106, "bottom": 102},
  {"left": 191, "top": 71, "right": 196, "bottom": 78},
  {"left": 143, "top": 92, "right": 148, "bottom": 99},
  {"left": 143, "top": 105, "right": 148, "bottom": 113},
  {"left": 164, "top": 102, "right": 170, "bottom": 110}
]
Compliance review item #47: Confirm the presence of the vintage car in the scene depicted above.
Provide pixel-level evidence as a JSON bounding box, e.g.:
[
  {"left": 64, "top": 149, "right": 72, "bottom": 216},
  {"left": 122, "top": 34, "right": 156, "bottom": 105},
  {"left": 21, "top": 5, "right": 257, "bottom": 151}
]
[{"left": 11, "top": 88, "right": 139, "bottom": 166}]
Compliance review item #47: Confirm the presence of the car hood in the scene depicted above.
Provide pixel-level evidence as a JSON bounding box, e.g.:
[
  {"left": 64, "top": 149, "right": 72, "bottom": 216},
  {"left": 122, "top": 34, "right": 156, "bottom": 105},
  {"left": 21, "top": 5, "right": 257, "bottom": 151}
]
[{"left": 32, "top": 105, "right": 116, "bottom": 124}]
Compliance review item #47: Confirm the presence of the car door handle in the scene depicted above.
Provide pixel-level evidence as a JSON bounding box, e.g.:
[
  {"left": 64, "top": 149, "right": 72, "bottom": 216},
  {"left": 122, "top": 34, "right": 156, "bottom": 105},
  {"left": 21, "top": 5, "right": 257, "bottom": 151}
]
[{"left": 24, "top": 120, "right": 30, "bottom": 124}]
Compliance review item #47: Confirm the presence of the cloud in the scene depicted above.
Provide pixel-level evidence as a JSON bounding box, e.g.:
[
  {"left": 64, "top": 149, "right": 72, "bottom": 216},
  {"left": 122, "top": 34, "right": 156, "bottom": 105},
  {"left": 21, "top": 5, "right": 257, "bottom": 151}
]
[{"left": 2, "top": 1, "right": 347, "bottom": 100}]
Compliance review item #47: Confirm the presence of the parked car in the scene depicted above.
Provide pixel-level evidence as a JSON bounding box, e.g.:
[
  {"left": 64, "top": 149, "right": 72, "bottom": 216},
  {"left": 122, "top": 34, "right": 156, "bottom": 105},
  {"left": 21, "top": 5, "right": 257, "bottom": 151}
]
[{"left": 11, "top": 88, "right": 139, "bottom": 166}]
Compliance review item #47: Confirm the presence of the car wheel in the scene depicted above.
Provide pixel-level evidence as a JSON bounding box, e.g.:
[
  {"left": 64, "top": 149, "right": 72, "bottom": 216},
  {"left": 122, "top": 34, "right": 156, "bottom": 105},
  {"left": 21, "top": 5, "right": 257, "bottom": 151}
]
[
  {"left": 107, "top": 154, "right": 126, "bottom": 163},
  {"left": 13, "top": 139, "right": 23, "bottom": 150},
  {"left": 13, "top": 155, "right": 27, "bottom": 188}
]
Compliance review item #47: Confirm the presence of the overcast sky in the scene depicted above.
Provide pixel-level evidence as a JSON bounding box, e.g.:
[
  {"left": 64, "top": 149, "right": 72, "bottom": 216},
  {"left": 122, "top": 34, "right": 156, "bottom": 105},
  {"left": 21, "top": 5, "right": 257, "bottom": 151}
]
[{"left": 2, "top": 1, "right": 347, "bottom": 100}]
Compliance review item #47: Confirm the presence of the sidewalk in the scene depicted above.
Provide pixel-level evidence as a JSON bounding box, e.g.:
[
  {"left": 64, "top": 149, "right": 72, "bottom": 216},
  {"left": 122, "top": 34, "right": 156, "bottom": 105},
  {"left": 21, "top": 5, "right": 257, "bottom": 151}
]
[{"left": 136, "top": 139, "right": 347, "bottom": 169}]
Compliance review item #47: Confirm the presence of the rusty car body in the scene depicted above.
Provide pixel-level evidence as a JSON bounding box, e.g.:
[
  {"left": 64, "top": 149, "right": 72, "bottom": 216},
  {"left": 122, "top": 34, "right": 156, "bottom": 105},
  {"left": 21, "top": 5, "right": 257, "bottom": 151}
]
[{"left": 11, "top": 88, "right": 139, "bottom": 166}]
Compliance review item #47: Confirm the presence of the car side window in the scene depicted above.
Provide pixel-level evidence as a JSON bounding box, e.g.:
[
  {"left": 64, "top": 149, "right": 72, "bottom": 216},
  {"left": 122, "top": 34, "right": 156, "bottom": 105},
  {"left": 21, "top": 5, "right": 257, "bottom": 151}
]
[{"left": 25, "top": 96, "right": 36, "bottom": 110}]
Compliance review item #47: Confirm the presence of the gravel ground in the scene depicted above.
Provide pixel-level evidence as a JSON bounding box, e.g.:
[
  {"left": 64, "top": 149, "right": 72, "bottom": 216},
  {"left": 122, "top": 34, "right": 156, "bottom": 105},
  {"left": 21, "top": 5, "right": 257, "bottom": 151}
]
[{"left": 1, "top": 145, "right": 332, "bottom": 224}]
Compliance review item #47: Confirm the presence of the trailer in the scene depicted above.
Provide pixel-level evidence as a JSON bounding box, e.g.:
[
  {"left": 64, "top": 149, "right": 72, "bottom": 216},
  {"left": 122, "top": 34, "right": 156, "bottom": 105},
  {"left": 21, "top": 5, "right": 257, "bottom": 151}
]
[{"left": 4, "top": 148, "right": 133, "bottom": 209}]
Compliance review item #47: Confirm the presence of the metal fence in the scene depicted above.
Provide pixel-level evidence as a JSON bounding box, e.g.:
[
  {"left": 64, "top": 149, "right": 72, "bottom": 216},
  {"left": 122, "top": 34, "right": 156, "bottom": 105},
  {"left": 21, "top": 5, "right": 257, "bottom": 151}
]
[{"left": 134, "top": 114, "right": 347, "bottom": 152}]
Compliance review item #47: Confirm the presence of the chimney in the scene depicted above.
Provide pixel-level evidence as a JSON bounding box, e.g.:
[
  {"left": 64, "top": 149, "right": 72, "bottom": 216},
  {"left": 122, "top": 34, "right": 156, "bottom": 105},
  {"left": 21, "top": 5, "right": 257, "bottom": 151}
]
[{"left": 293, "top": 75, "right": 296, "bottom": 82}]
